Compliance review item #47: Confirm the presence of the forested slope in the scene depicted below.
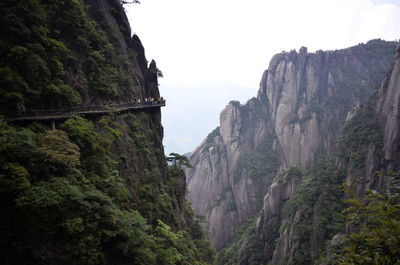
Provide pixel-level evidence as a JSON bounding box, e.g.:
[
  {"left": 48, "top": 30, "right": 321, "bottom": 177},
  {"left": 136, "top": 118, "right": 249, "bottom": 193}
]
[{"left": 0, "top": 1, "right": 213, "bottom": 264}]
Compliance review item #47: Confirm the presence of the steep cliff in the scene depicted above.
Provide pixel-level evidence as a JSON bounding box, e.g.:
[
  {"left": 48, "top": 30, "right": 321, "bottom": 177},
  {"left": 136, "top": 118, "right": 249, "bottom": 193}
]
[
  {"left": 254, "top": 42, "right": 400, "bottom": 265},
  {"left": 0, "top": 1, "right": 213, "bottom": 264},
  {"left": 186, "top": 40, "right": 396, "bottom": 253},
  {"left": 187, "top": 98, "right": 275, "bottom": 250},
  {"left": 376, "top": 43, "right": 400, "bottom": 170},
  {"left": 324, "top": 44, "right": 400, "bottom": 264}
]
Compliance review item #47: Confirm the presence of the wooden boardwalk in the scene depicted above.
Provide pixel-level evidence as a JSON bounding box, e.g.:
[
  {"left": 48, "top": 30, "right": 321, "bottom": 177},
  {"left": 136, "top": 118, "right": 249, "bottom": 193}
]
[{"left": 1, "top": 100, "right": 166, "bottom": 121}]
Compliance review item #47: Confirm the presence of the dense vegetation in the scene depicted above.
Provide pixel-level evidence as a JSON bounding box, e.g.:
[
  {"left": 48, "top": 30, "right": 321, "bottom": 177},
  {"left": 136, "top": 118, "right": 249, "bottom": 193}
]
[
  {"left": 234, "top": 137, "right": 279, "bottom": 184},
  {"left": 0, "top": 0, "right": 138, "bottom": 111},
  {"left": 205, "top": 127, "right": 220, "bottom": 144},
  {"left": 215, "top": 217, "right": 264, "bottom": 265},
  {"left": 1, "top": 1, "right": 397, "bottom": 265},
  {"left": 337, "top": 103, "right": 383, "bottom": 169},
  {"left": 0, "top": 115, "right": 214, "bottom": 265},
  {"left": 215, "top": 158, "right": 399, "bottom": 265},
  {"left": 214, "top": 167, "right": 302, "bottom": 265},
  {"left": 281, "top": 159, "right": 346, "bottom": 265},
  {"left": 213, "top": 97, "right": 397, "bottom": 265},
  {"left": 0, "top": 0, "right": 214, "bottom": 264},
  {"left": 327, "top": 171, "right": 400, "bottom": 265},
  {"left": 216, "top": 160, "right": 346, "bottom": 265}
]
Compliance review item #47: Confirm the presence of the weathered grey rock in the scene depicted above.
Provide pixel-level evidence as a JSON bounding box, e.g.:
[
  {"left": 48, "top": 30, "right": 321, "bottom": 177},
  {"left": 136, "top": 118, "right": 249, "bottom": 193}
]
[
  {"left": 344, "top": 43, "right": 400, "bottom": 196},
  {"left": 186, "top": 40, "right": 397, "bottom": 252},
  {"left": 263, "top": 46, "right": 389, "bottom": 169},
  {"left": 259, "top": 41, "right": 397, "bottom": 265},
  {"left": 376, "top": 43, "right": 400, "bottom": 168},
  {"left": 271, "top": 205, "right": 306, "bottom": 265},
  {"left": 258, "top": 172, "right": 300, "bottom": 260},
  {"left": 186, "top": 99, "right": 272, "bottom": 249}
]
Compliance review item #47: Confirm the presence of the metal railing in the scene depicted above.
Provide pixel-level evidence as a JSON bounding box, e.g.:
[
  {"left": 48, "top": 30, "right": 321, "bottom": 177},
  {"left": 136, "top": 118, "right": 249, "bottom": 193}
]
[{"left": 1, "top": 100, "right": 166, "bottom": 121}]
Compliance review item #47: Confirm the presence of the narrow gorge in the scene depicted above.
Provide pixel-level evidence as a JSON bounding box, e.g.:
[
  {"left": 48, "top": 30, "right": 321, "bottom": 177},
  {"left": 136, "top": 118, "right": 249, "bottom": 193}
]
[
  {"left": 186, "top": 39, "right": 399, "bottom": 264},
  {"left": 1, "top": 1, "right": 399, "bottom": 264}
]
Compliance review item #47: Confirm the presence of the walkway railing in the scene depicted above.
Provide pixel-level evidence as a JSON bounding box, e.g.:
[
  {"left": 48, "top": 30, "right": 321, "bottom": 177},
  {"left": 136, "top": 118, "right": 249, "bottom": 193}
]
[{"left": 1, "top": 100, "right": 166, "bottom": 121}]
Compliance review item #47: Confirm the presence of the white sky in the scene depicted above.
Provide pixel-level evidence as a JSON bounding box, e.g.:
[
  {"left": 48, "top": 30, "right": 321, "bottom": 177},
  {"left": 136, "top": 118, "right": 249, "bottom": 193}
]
[{"left": 125, "top": 0, "right": 400, "bottom": 154}]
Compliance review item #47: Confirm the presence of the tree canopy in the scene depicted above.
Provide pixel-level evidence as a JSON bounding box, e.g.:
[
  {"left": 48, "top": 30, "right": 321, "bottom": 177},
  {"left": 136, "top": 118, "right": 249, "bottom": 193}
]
[{"left": 167, "top": 153, "right": 192, "bottom": 169}]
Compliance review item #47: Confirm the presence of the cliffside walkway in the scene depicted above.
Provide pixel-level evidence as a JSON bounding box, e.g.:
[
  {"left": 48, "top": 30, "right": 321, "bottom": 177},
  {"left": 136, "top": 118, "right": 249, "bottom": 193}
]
[{"left": 1, "top": 100, "right": 166, "bottom": 122}]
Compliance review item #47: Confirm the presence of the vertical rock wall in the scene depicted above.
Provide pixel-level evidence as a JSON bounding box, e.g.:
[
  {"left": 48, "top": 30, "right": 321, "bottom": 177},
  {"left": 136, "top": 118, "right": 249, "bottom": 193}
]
[{"left": 186, "top": 40, "right": 397, "bottom": 250}]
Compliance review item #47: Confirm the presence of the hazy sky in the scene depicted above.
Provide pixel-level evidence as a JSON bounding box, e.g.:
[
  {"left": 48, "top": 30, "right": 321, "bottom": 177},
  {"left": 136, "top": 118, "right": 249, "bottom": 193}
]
[{"left": 126, "top": 0, "right": 400, "bottom": 154}]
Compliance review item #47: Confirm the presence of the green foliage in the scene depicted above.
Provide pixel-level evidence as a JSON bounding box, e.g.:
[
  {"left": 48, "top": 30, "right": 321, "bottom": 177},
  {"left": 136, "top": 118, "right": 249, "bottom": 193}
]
[
  {"left": 234, "top": 138, "right": 279, "bottom": 183},
  {"left": 206, "top": 126, "right": 220, "bottom": 144},
  {"left": 120, "top": 113, "right": 174, "bottom": 222},
  {"left": 12, "top": 176, "right": 157, "bottom": 265},
  {"left": 286, "top": 166, "right": 302, "bottom": 176},
  {"left": 0, "top": 114, "right": 213, "bottom": 264},
  {"left": 0, "top": 0, "right": 137, "bottom": 111},
  {"left": 153, "top": 219, "right": 213, "bottom": 265},
  {"left": 240, "top": 98, "right": 267, "bottom": 129},
  {"left": 215, "top": 216, "right": 264, "bottom": 265},
  {"left": 154, "top": 220, "right": 185, "bottom": 264},
  {"left": 338, "top": 106, "right": 383, "bottom": 169},
  {"left": 225, "top": 200, "right": 237, "bottom": 213},
  {"left": 0, "top": 162, "right": 30, "bottom": 192},
  {"left": 167, "top": 152, "right": 193, "bottom": 169},
  {"left": 0, "top": 0, "right": 213, "bottom": 262},
  {"left": 37, "top": 130, "right": 81, "bottom": 175},
  {"left": 0, "top": 118, "right": 36, "bottom": 192},
  {"left": 282, "top": 159, "right": 346, "bottom": 265},
  {"left": 275, "top": 166, "right": 302, "bottom": 183},
  {"left": 328, "top": 172, "right": 400, "bottom": 265},
  {"left": 355, "top": 39, "right": 398, "bottom": 85},
  {"left": 60, "top": 115, "right": 129, "bottom": 208}
]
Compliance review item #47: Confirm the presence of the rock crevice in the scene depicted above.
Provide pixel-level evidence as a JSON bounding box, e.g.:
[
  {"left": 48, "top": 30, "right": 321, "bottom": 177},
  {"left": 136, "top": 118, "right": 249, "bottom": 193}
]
[{"left": 186, "top": 40, "right": 397, "bottom": 251}]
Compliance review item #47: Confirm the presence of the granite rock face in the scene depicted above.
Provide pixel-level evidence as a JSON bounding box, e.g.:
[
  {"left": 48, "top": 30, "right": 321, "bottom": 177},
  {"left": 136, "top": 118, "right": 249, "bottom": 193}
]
[
  {"left": 257, "top": 171, "right": 301, "bottom": 261},
  {"left": 376, "top": 43, "right": 400, "bottom": 168},
  {"left": 341, "top": 43, "right": 400, "bottom": 197},
  {"left": 186, "top": 40, "right": 397, "bottom": 251},
  {"left": 263, "top": 42, "right": 400, "bottom": 265},
  {"left": 261, "top": 44, "right": 392, "bottom": 169},
  {"left": 187, "top": 99, "right": 272, "bottom": 250}
]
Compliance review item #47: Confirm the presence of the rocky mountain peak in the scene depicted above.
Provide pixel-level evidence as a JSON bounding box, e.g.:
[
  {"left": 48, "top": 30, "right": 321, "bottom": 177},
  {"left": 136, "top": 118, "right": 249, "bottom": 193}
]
[{"left": 186, "top": 40, "right": 397, "bottom": 251}]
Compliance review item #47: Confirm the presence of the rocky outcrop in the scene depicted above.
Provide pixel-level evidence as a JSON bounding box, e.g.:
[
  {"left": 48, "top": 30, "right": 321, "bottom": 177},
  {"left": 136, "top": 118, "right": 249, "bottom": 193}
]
[
  {"left": 257, "top": 170, "right": 301, "bottom": 260},
  {"left": 260, "top": 41, "right": 400, "bottom": 265},
  {"left": 376, "top": 43, "right": 400, "bottom": 169},
  {"left": 186, "top": 40, "right": 397, "bottom": 251},
  {"left": 341, "top": 43, "right": 400, "bottom": 197},
  {"left": 261, "top": 43, "right": 394, "bottom": 169},
  {"left": 187, "top": 99, "right": 272, "bottom": 250}
]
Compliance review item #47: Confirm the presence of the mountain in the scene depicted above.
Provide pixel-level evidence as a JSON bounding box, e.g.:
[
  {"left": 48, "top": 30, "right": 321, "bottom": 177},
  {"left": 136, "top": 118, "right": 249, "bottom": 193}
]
[
  {"left": 186, "top": 39, "right": 398, "bottom": 263},
  {"left": 161, "top": 81, "right": 257, "bottom": 155},
  {"left": 0, "top": 0, "right": 213, "bottom": 264}
]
